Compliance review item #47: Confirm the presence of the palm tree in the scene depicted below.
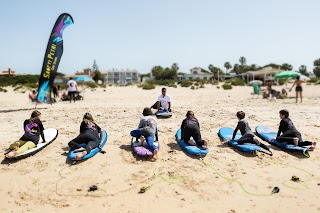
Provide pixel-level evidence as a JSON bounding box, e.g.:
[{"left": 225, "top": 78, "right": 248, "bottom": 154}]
[
  {"left": 313, "top": 58, "right": 320, "bottom": 67},
  {"left": 250, "top": 64, "right": 257, "bottom": 71},
  {"left": 239, "top": 57, "right": 246, "bottom": 66},
  {"left": 224, "top": 62, "right": 232, "bottom": 74},
  {"left": 281, "top": 63, "right": 293, "bottom": 71}
]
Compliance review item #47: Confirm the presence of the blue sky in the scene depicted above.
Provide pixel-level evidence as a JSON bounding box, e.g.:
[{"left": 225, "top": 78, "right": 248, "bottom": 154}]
[{"left": 1, "top": 0, "right": 320, "bottom": 74}]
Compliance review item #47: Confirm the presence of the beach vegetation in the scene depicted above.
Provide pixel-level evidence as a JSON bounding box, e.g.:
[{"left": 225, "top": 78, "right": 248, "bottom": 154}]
[
  {"left": 140, "top": 83, "right": 156, "bottom": 90},
  {"left": 191, "top": 85, "right": 195, "bottom": 90},
  {"left": 14, "top": 85, "right": 24, "bottom": 91},
  {"left": 222, "top": 84, "right": 232, "bottom": 90},
  {"left": 200, "top": 84, "right": 205, "bottom": 88},
  {"left": 0, "top": 75, "right": 39, "bottom": 86},
  {"left": 230, "top": 78, "right": 245, "bottom": 86},
  {"left": 85, "top": 82, "right": 98, "bottom": 88},
  {"left": 307, "top": 78, "right": 320, "bottom": 83},
  {"left": 0, "top": 87, "right": 7, "bottom": 92},
  {"left": 151, "top": 64, "right": 178, "bottom": 80},
  {"left": 178, "top": 80, "right": 193, "bottom": 87}
]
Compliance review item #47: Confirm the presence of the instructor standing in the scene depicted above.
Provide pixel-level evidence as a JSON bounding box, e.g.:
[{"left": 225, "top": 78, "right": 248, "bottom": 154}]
[{"left": 67, "top": 77, "right": 78, "bottom": 103}]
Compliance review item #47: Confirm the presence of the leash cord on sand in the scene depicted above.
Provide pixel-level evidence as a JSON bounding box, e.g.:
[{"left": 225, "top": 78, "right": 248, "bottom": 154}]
[{"left": 201, "top": 158, "right": 315, "bottom": 195}]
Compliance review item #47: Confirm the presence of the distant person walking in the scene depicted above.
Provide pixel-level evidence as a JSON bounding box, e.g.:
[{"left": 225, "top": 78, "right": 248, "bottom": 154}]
[
  {"left": 52, "top": 83, "right": 59, "bottom": 99},
  {"left": 67, "top": 77, "right": 78, "bottom": 103},
  {"left": 289, "top": 76, "right": 303, "bottom": 103}
]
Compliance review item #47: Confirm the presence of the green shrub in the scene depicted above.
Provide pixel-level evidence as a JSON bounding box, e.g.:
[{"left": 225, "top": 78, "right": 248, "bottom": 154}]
[
  {"left": 125, "top": 82, "right": 133, "bottom": 86},
  {"left": 211, "top": 80, "right": 219, "bottom": 85},
  {"left": 146, "top": 79, "right": 175, "bottom": 86},
  {"left": 179, "top": 80, "right": 193, "bottom": 87},
  {"left": 200, "top": 85, "right": 205, "bottom": 88},
  {"left": 222, "top": 84, "right": 232, "bottom": 90},
  {"left": 99, "top": 84, "right": 107, "bottom": 88},
  {"left": 23, "top": 83, "right": 38, "bottom": 88},
  {"left": 307, "top": 78, "right": 319, "bottom": 83},
  {"left": 142, "top": 83, "right": 156, "bottom": 90},
  {"left": 217, "top": 86, "right": 220, "bottom": 89},
  {"left": 194, "top": 82, "right": 200, "bottom": 86},
  {"left": 85, "top": 82, "right": 98, "bottom": 88},
  {"left": 0, "top": 88, "right": 7, "bottom": 92},
  {"left": 14, "top": 85, "right": 23, "bottom": 91},
  {"left": 167, "top": 83, "right": 177, "bottom": 88},
  {"left": 191, "top": 85, "right": 195, "bottom": 90},
  {"left": 230, "top": 78, "right": 245, "bottom": 86}
]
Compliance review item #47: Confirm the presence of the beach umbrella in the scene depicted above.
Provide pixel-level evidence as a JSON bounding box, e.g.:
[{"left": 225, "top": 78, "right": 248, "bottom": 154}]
[
  {"left": 74, "top": 76, "right": 94, "bottom": 82},
  {"left": 274, "top": 71, "right": 301, "bottom": 79}
]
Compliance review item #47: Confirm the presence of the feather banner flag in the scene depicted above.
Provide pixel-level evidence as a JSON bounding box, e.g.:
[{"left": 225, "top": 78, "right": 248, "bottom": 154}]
[{"left": 37, "top": 13, "right": 74, "bottom": 103}]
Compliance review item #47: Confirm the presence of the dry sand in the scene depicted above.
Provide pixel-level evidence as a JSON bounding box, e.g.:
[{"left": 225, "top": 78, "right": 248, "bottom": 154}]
[{"left": 0, "top": 83, "right": 319, "bottom": 213}]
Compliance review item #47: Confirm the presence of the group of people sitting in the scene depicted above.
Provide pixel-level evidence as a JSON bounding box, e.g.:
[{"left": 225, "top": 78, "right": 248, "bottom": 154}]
[
  {"left": 8, "top": 85, "right": 315, "bottom": 161},
  {"left": 254, "top": 76, "right": 304, "bottom": 102},
  {"left": 230, "top": 109, "right": 316, "bottom": 156}
]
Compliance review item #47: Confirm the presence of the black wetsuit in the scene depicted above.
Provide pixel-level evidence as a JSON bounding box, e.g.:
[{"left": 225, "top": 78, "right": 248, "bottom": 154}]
[
  {"left": 181, "top": 118, "right": 204, "bottom": 146},
  {"left": 68, "top": 121, "right": 102, "bottom": 154},
  {"left": 277, "top": 118, "right": 311, "bottom": 146},
  {"left": 232, "top": 118, "right": 270, "bottom": 151},
  {"left": 20, "top": 119, "right": 45, "bottom": 144}
]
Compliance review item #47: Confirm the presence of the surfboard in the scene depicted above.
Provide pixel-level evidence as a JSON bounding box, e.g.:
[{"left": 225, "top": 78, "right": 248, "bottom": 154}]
[
  {"left": 218, "top": 127, "right": 261, "bottom": 154},
  {"left": 255, "top": 126, "right": 312, "bottom": 157},
  {"left": 155, "top": 110, "right": 172, "bottom": 118},
  {"left": 6, "top": 128, "right": 58, "bottom": 160},
  {"left": 68, "top": 129, "right": 108, "bottom": 160},
  {"left": 175, "top": 129, "right": 208, "bottom": 156},
  {"left": 131, "top": 137, "right": 159, "bottom": 157}
]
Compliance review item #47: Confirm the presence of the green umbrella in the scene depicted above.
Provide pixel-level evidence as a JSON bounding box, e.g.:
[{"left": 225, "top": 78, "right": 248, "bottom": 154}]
[{"left": 274, "top": 71, "right": 301, "bottom": 79}]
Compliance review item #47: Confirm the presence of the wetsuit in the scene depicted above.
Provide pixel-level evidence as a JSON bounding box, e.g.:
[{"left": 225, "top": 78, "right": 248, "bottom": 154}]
[
  {"left": 130, "top": 115, "right": 158, "bottom": 152},
  {"left": 181, "top": 118, "right": 204, "bottom": 147},
  {"left": 232, "top": 118, "right": 270, "bottom": 150},
  {"left": 68, "top": 121, "right": 102, "bottom": 154},
  {"left": 277, "top": 118, "right": 312, "bottom": 146},
  {"left": 20, "top": 119, "right": 45, "bottom": 144}
]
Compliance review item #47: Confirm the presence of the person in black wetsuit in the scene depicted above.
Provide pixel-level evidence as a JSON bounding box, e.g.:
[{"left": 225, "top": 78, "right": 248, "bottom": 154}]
[
  {"left": 5, "top": 110, "right": 45, "bottom": 158},
  {"left": 180, "top": 111, "right": 208, "bottom": 149},
  {"left": 231, "top": 111, "right": 273, "bottom": 155},
  {"left": 68, "top": 113, "right": 104, "bottom": 160},
  {"left": 275, "top": 109, "right": 316, "bottom": 149}
]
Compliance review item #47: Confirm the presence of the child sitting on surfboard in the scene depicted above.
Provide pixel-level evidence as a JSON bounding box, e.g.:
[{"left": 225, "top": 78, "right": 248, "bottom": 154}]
[
  {"left": 130, "top": 107, "right": 159, "bottom": 161},
  {"left": 68, "top": 113, "right": 103, "bottom": 160},
  {"left": 273, "top": 109, "right": 316, "bottom": 149},
  {"left": 180, "top": 111, "right": 208, "bottom": 149},
  {"left": 231, "top": 111, "right": 273, "bottom": 155},
  {"left": 5, "top": 110, "right": 45, "bottom": 158}
]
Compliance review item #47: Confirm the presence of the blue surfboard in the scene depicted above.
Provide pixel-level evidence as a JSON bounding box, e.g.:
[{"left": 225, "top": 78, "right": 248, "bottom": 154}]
[
  {"left": 68, "top": 129, "right": 108, "bottom": 160},
  {"left": 175, "top": 129, "right": 208, "bottom": 156},
  {"left": 255, "top": 126, "right": 312, "bottom": 155},
  {"left": 218, "top": 127, "right": 261, "bottom": 153}
]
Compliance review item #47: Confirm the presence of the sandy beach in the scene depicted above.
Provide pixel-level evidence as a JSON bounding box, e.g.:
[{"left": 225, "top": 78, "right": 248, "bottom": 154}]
[{"left": 0, "top": 84, "right": 319, "bottom": 213}]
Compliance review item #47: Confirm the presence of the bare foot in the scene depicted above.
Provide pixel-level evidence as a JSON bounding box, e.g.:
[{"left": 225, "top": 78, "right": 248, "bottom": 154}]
[
  {"left": 5, "top": 151, "right": 17, "bottom": 158},
  {"left": 14, "top": 142, "right": 20, "bottom": 151},
  {"left": 187, "top": 140, "right": 196, "bottom": 146},
  {"left": 74, "top": 147, "right": 85, "bottom": 153},
  {"left": 151, "top": 149, "right": 159, "bottom": 161},
  {"left": 310, "top": 142, "right": 317, "bottom": 150},
  {"left": 269, "top": 148, "right": 273, "bottom": 156},
  {"left": 75, "top": 151, "right": 87, "bottom": 160},
  {"left": 203, "top": 140, "right": 208, "bottom": 150}
]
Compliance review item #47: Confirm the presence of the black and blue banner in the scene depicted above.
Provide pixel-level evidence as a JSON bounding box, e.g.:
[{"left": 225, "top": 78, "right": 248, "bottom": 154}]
[{"left": 37, "top": 13, "right": 74, "bottom": 103}]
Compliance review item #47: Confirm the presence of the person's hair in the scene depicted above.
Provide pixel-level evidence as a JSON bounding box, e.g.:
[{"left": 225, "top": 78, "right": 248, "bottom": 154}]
[
  {"left": 83, "top": 112, "right": 94, "bottom": 123},
  {"left": 186, "top": 110, "right": 195, "bottom": 119},
  {"left": 279, "top": 109, "right": 289, "bottom": 118},
  {"left": 236, "top": 111, "right": 245, "bottom": 119},
  {"left": 32, "top": 90, "right": 36, "bottom": 94},
  {"left": 296, "top": 76, "right": 300, "bottom": 80},
  {"left": 143, "top": 107, "right": 152, "bottom": 116},
  {"left": 161, "top": 87, "right": 166, "bottom": 92},
  {"left": 29, "top": 110, "right": 41, "bottom": 124},
  {"left": 70, "top": 77, "right": 73, "bottom": 80}
]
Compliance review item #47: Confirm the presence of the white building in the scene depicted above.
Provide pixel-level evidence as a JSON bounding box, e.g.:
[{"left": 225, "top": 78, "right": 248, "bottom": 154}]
[
  {"left": 101, "top": 69, "right": 140, "bottom": 85},
  {"left": 178, "top": 67, "right": 213, "bottom": 80}
]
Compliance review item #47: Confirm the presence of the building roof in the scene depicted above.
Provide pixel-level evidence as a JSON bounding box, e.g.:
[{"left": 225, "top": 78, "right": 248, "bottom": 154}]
[{"left": 242, "top": 67, "right": 281, "bottom": 77}]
